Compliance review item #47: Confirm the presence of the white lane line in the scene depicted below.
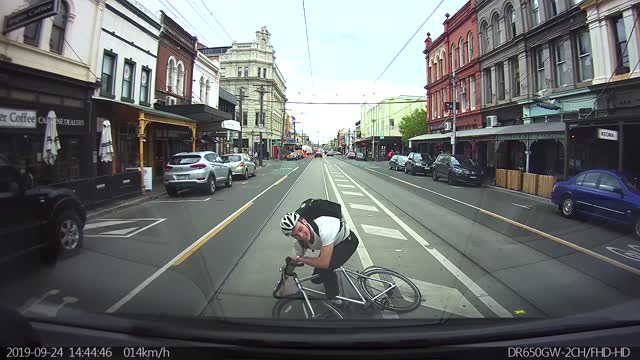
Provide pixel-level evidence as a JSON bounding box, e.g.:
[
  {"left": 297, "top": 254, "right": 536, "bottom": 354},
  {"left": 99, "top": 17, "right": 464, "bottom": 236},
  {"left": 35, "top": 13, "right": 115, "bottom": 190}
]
[
  {"left": 451, "top": 186, "right": 462, "bottom": 189},
  {"left": 85, "top": 220, "right": 135, "bottom": 230},
  {"left": 512, "top": 203, "right": 533, "bottom": 209},
  {"left": 98, "top": 227, "right": 139, "bottom": 235},
  {"left": 152, "top": 198, "right": 211, "bottom": 203},
  {"left": 323, "top": 164, "right": 397, "bottom": 319},
  {"left": 106, "top": 166, "right": 301, "bottom": 313},
  {"left": 335, "top": 179, "right": 350, "bottom": 182},
  {"left": 337, "top": 184, "right": 355, "bottom": 188},
  {"left": 342, "top": 191, "right": 363, "bottom": 197},
  {"left": 86, "top": 219, "right": 166, "bottom": 238},
  {"left": 349, "top": 204, "right": 379, "bottom": 212},
  {"left": 335, "top": 165, "right": 512, "bottom": 318},
  {"left": 361, "top": 224, "right": 407, "bottom": 240}
]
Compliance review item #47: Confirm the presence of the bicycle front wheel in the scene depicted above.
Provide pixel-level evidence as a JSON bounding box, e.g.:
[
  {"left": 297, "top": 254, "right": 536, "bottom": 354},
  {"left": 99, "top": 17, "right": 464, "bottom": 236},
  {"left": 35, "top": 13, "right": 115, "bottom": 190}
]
[
  {"left": 359, "top": 268, "right": 421, "bottom": 313},
  {"left": 272, "top": 299, "right": 344, "bottom": 320}
]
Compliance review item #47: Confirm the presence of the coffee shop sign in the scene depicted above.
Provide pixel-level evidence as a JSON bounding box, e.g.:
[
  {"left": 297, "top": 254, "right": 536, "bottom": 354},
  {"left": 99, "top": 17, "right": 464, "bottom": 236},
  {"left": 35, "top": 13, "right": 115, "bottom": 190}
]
[{"left": 0, "top": 108, "right": 85, "bottom": 129}]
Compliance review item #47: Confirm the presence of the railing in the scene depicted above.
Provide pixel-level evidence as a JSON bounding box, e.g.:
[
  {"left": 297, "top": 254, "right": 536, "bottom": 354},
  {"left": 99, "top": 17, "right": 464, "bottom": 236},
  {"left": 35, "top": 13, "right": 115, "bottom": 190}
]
[{"left": 49, "top": 171, "right": 141, "bottom": 209}]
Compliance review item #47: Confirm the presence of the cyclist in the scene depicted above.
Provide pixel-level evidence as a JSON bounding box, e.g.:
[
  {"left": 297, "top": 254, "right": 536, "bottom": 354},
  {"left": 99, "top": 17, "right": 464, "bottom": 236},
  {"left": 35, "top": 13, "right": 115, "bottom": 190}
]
[{"left": 280, "top": 209, "right": 359, "bottom": 302}]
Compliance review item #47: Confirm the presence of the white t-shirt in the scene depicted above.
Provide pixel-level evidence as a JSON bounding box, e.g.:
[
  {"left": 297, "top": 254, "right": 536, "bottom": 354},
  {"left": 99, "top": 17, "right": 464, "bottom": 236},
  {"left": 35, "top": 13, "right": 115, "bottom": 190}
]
[{"left": 292, "top": 216, "right": 350, "bottom": 257}]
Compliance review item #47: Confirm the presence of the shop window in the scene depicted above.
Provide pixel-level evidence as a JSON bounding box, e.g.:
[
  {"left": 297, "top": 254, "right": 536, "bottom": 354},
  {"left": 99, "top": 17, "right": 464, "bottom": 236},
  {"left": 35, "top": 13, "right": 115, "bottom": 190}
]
[
  {"left": 554, "top": 38, "right": 572, "bottom": 87},
  {"left": 530, "top": 0, "right": 540, "bottom": 27},
  {"left": 612, "top": 14, "right": 630, "bottom": 74},
  {"left": 205, "top": 79, "right": 210, "bottom": 105},
  {"left": 497, "top": 62, "right": 505, "bottom": 100},
  {"left": 459, "top": 38, "right": 465, "bottom": 66},
  {"left": 511, "top": 56, "right": 521, "bottom": 97},
  {"left": 23, "top": 21, "right": 41, "bottom": 47},
  {"left": 140, "top": 67, "right": 151, "bottom": 106},
  {"left": 480, "top": 22, "right": 489, "bottom": 54},
  {"left": 535, "top": 47, "right": 547, "bottom": 91},
  {"left": 492, "top": 13, "right": 502, "bottom": 48},
  {"left": 506, "top": 5, "right": 516, "bottom": 40},
  {"left": 121, "top": 60, "right": 135, "bottom": 102},
  {"left": 238, "top": 67, "right": 242, "bottom": 77},
  {"left": 176, "top": 61, "right": 184, "bottom": 96},
  {"left": 167, "top": 58, "right": 176, "bottom": 92},
  {"left": 244, "top": 67, "right": 249, "bottom": 77},
  {"left": 470, "top": 76, "right": 476, "bottom": 109},
  {"left": 100, "top": 51, "right": 117, "bottom": 98},
  {"left": 451, "top": 44, "right": 457, "bottom": 70},
  {"left": 49, "top": 0, "right": 69, "bottom": 54},
  {"left": 468, "top": 32, "right": 474, "bottom": 60}
]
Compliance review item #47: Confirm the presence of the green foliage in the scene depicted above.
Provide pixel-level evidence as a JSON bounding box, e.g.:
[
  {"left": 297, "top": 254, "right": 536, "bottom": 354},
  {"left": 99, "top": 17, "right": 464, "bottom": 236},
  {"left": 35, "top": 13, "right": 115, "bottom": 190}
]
[{"left": 399, "top": 108, "right": 427, "bottom": 145}]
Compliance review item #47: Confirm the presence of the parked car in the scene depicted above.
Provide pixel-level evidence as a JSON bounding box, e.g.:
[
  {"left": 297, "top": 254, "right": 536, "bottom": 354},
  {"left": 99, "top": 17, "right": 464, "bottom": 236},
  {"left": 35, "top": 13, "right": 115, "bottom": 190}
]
[
  {"left": 551, "top": 170, "right": 640, "bottom": 238},
  {"left": 404, "top": 153, "right": 434, "bottom": 175},
  {"left": 348, "top": 152, "right": 357, "bottom": 159},
  {"left": 327, "top": 150, "right": 335, "bottom": 157},
  {"left": 0, "top": 161, "right": 86, "bottom": 265},
  {"left": 432, "top": 153, "right": 483, "bottom": 186},
  {"left": 164, "top": 151, "right": 232, "bottom": 196},
  {"left": 356, "top": 153, "right": 366, "bottom": 161},
  {"left": 221, "top": 153, "right": 256, "bottom": 180},
  {"left": 314, "top": 150, "right": 323, "bottom": 158},
  {"left": 286, "top": 152, "right": 298, "bottom": 161},
  {"left": 389, "top": 155, "right": 408, "bottom": 171}
]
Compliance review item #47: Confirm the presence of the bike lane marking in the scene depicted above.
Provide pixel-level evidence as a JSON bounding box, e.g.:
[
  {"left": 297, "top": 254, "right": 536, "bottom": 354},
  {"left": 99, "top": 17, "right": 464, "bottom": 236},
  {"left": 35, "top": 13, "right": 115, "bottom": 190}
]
[{"left": 334, "top": 165, "right": 513, "bottom": 318}]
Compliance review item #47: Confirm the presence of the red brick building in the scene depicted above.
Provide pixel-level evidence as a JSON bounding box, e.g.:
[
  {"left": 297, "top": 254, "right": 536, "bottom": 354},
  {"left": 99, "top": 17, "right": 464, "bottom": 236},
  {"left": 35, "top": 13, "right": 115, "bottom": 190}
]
[
  {"left": 424, "top": 0, "right": 481, "bottom": 155},
  {"left": 155, "top": 11, "right": 197, "bottom": 106}
]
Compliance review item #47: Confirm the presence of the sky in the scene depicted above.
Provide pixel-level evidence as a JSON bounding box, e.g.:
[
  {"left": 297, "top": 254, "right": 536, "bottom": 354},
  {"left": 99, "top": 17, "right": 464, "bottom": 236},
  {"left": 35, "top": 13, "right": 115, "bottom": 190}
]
[{"left": 137, "top": 0, "right": 468, "bottom": 144}]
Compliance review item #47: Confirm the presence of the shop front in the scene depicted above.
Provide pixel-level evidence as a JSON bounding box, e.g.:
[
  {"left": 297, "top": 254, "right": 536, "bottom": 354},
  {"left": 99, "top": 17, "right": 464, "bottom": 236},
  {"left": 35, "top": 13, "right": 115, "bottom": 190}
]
[
  {"left": 0, "top": 62, "right": 96, "bottom": 186},
  {"left": 94, "top": 99, "right": 196, "bottom": 189}
]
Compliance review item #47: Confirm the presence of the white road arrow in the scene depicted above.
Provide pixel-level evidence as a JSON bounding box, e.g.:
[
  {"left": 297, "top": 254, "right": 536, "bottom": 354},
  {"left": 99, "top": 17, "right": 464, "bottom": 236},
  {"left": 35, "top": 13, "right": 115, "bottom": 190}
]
[
  {"left": 99, "top": 227, "right": 139, "bottom": 235},
  {"left": 409, "top": 278, "right": 483, "bottom": 318},
  {"left": 85, "top": 220, "right": 135, "bottom": 230}
]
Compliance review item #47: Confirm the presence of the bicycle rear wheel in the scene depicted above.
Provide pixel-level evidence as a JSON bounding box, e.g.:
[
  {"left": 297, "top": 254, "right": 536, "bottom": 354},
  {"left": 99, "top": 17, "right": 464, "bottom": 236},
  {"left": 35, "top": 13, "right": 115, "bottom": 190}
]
[
  {"left": 359, "top": 268, "right": 421, "bottom": 313},
  {"left": 272, "top": 299, "right": 344, "bottom": 319}
]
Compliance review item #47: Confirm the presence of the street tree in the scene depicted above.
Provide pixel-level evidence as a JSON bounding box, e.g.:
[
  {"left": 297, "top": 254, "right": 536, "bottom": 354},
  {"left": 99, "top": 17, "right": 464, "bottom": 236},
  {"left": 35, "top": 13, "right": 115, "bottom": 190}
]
[{"left": 399, "top": 108, "right": 427, "bottom": 146}]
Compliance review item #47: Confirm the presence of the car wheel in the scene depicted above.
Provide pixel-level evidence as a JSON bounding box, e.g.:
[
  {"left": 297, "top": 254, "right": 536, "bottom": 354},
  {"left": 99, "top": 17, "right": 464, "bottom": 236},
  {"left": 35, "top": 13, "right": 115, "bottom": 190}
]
[
  {"left": 226, "top": 172, "right": 233, "bottom": 187},
  {"left": 243, "top": 169, "right": 249, "bottom": 180},
  {"left": 395, "top": 164, "right": 399, "bottom": 171},
  {"left": 166, "top": 187, "right": 177, "bottom": 197},
  {"left": 206, "top": 175, "right": 216, "bottom": 195},
  {"left": 447, "top": 172, "right": 456, "bottom": 185},
  {"left": 432, "top": 171, "right": 438, "bottom": 181},
  {"left": 561, "top": 196, "right": 575, "bottom": 218},
  {"left": 404, "top": 166, "right": 408, "bottom": 174},
  {"left": 252, "top": 167, "right": 257, "bottom": 177},
  {"left": 389, "top": 163, "right": 392, "bottom": 170},
  {"left": 43, "top": 210, "right": 83, "bottom": 264}
]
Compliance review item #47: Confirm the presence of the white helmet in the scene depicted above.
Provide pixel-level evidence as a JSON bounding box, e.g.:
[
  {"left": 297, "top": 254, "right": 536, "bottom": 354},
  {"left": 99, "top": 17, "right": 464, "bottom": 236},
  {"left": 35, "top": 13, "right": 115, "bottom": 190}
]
[{"left": 280, "top": 211, "right": 300, "bottom": 236}]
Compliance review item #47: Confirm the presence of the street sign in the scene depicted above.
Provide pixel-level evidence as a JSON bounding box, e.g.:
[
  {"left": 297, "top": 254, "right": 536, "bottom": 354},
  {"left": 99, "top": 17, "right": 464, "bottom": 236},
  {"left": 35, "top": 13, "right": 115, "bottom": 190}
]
[
  {"left": 254, "top": 136, "right": 260, "bottom": 142},
  {"left": 4, "top": 0, "right": 60, "bottom": 34},
  {"left": 597, "top": 128, "right": 618, "bottom": 141}
]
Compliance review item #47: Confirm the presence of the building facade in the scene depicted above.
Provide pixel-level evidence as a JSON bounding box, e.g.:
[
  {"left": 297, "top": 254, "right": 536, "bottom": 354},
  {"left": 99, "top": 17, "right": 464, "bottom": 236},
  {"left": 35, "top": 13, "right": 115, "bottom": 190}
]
[
  {"left": 0, "top": 0, "right": 105, "bottom": 184},
  {"left": 93, "top": 0, "right": 196, "bottom": 182},
  {"left": 201, "top": 26, "right": 287, "bottom": 158},
  {"left": 192, "top": 51, "right": 220, "bottom": 108},
  {"left": 356, "top": 96, "right": 427, "bottom": 158}
]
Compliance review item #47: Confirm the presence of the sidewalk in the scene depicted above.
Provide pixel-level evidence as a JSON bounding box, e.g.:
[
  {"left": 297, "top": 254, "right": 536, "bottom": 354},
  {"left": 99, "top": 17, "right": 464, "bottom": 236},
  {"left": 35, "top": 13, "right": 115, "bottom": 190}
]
[{"left": 87, "top": 181, "right": 166, "bottom": 219}]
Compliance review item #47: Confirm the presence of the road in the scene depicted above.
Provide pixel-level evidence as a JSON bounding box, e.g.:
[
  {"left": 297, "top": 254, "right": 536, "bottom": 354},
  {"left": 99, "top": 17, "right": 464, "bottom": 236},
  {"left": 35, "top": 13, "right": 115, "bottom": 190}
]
[{"left": 1, "top": 156, "right": 639, "bottom": 321}]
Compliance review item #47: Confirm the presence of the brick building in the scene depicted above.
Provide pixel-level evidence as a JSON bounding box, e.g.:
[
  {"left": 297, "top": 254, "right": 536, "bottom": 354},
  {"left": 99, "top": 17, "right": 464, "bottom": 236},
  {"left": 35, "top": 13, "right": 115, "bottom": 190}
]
[{"left": 423, "top": 0, "right": 482, "bottom": 157}]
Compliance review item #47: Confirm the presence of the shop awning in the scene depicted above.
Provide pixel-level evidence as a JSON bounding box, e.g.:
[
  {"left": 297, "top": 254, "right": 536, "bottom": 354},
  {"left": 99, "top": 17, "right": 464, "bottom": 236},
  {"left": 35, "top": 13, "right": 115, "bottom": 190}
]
[
  {"left": 94, "top": 98, "right": 196, "bottom": 127},
  {"left": 157, "top": 104, "right": 233, "bottom": 123},
  {"left": 409, "top": 122, "right": 566, "bottom": 143}
]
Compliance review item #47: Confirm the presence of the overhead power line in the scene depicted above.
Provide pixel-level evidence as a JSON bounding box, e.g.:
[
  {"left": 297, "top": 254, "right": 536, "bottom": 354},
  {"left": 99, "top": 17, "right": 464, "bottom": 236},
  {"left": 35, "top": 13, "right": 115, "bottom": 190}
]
[
  {"left": 302, "top": 0, "right": 313, "bottom": 79},
  {"left": 266, "top": 100, "right": 426, "bottom": 105},
  {"left": 159, "top": 0, "right": 216, "bottom": 46},
  {"left": 376, "top": 0, "right": 445, "bottom": 81},
  {"left": 198, "top": 0, "right": 234, "bottom": 42}
]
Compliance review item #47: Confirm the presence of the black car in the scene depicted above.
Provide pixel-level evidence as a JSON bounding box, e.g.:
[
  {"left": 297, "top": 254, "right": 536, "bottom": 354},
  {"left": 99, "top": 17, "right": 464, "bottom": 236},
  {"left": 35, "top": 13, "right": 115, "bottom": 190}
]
[
  {"left": 0, "top": 162, "right": 86, "bottom": 265},
  {"left": 389, "top": 155, "right": 408, "bottom": 171},
  {"left": 314, "top": 151, "right": 323, "bottom": 158},
  {"left": 432, "top": 153, "right": 483, "bottom": 186},
  {"left": 404, "top": 152, "right": 434, "bottom": 175}
]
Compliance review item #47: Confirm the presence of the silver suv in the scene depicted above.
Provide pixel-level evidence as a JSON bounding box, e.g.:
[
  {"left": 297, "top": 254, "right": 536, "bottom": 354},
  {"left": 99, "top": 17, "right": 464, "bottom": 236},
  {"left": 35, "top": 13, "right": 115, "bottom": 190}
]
[{"left": 164, "top": 151, "right": 232, "bottom": 196}]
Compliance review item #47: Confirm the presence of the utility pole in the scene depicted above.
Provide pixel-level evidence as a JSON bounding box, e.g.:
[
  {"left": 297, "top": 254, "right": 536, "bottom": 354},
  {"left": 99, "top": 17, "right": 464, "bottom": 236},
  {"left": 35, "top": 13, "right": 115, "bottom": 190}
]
[
  {"left": 237, "top": 87, "right": 247, "bottom": 153},
  {"left": 451, "top": 69, "right": 457, "bottom": 155},
  {"left": 280, "top": 97, "right": 287, "bottom": 160},
  {"left": 256, "top": 84, "right": 266, "bottom": 167}
]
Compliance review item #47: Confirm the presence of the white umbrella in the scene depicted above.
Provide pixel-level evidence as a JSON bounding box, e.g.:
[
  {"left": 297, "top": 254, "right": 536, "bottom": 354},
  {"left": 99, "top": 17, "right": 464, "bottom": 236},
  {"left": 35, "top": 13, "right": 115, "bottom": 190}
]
[
  {"left": 99, "top": 120, "right": 114, "bottom": 162},
  {"left": 43, "top": 110, "right": 61, "bottom": 165}
]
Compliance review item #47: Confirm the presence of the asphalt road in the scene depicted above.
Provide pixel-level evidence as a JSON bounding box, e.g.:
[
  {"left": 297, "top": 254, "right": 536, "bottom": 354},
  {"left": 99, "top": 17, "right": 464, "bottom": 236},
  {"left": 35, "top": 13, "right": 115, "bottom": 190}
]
[{"left": 1, "top": 156, "right": 639, "bottom": 322}]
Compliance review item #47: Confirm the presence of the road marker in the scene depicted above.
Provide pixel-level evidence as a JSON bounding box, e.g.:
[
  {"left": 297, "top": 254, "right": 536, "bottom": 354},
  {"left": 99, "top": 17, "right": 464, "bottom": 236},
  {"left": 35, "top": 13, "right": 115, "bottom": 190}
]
[
  {"left": 106, "top": 166, "right": 301, "bottom": 314},
  {"left": 152, "top": 198, "right": 211, "bottom": 203},
  {"left": 409, "top": 278, "right": 483, "bottom": 318},
  {"left": 361, "top": 224, "right": 407, "bottom": 240},
  {"left": 349, "top": 204, "right": 379, "bottom": 212},
  {"left": 364, "top": 167, "right": 640, "bottom": 277},
  {"left": 337, "top": 184, "right": 355, "bottom": 188},
  {"left": 514, "top": 309, "right": 527, "bottom": 315},
  {"left": 85, "top": 220, "right": 135, "bottom": 230},
  {"left": 85, "top": 218, "right": 166, "bottom": 238},
  {"left": 511, "top": 203, "right": 533, "bottom": 209},
  {"left": 342, "top": 191, "right": 363, "bottom": 196},
  {"left": 336, "top": 165, "right": 513, "bottom": 318}
]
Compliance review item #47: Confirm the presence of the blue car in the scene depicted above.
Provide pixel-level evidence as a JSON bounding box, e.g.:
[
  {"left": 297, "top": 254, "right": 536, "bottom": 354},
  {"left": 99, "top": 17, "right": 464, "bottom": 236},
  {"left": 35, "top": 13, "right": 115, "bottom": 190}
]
[{"left": 551, "top": 170, "right": 640, "bottom": 238}]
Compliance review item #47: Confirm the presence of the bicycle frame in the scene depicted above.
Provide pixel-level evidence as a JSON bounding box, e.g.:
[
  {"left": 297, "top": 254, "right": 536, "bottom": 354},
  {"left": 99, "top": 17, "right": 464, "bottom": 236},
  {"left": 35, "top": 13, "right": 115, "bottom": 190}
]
[{"left": 290, "top": 266, "right": 399, "bottom": 318}]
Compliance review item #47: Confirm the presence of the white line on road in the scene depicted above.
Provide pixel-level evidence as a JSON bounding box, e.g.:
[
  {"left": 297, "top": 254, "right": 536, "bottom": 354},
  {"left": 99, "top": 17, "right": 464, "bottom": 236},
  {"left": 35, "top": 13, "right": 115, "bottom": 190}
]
[
  {"left": 349, "top": 204, "right": 379, "bottom": 212},
  {"left": 512, "top": 203, "right": 533, "bottom": 209},
  {"left": 152, "top": 198, "right": 211, "bottom": 203},
  {"left": 335, "top": 179, "right": 350, "bottom": 182},
  {"left": 86, "top": 219, "right": 166, "bottom": 238},
  {"left": 361, "top": 224, "right": 407, "bottom": 240},
  {"left": 85, "top": 220, "right": 135, "bottom": 230},
  {"left": 342, "top": 191, "right": 363, "bottom": 196},
  {"left": 323, "top": 164, "right": 397, "bottom": 319},
  {"left": 451, "top": 186, "right": 462, "bottom": 189},
  {"left": 334, "top": 165, "right": 512, "bottom": 318},
  {"left": 106, "top": 166, "right": 301, "bottom": 313},
  {"left": 98, "top": 227, "right": 139, "bottom": 235},
  {"left": 337, "top": 184, "right": 355, "bottom": 188}
]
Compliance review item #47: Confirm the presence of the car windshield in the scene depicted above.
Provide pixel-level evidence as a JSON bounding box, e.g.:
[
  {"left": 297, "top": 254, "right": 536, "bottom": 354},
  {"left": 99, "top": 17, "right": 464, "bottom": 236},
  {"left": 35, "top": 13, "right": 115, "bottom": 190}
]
[
  {"left": 451, "top": 155, "right": 475, "bottom": 166},
  {"left": 169, "top": 155, "right": 201, "bottom": 165},
  {"left": 222, "top": 155, "right": 242, "bottom": 163},
  {"left": 5, "top": 0, "right": 640, "bottom": 341}
]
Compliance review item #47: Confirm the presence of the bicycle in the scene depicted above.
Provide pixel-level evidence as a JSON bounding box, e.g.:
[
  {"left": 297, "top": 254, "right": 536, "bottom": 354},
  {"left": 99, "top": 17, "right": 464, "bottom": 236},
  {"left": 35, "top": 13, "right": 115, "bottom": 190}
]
[{"left": 272, "top": 257, "right": 422, "bottom": 319}]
